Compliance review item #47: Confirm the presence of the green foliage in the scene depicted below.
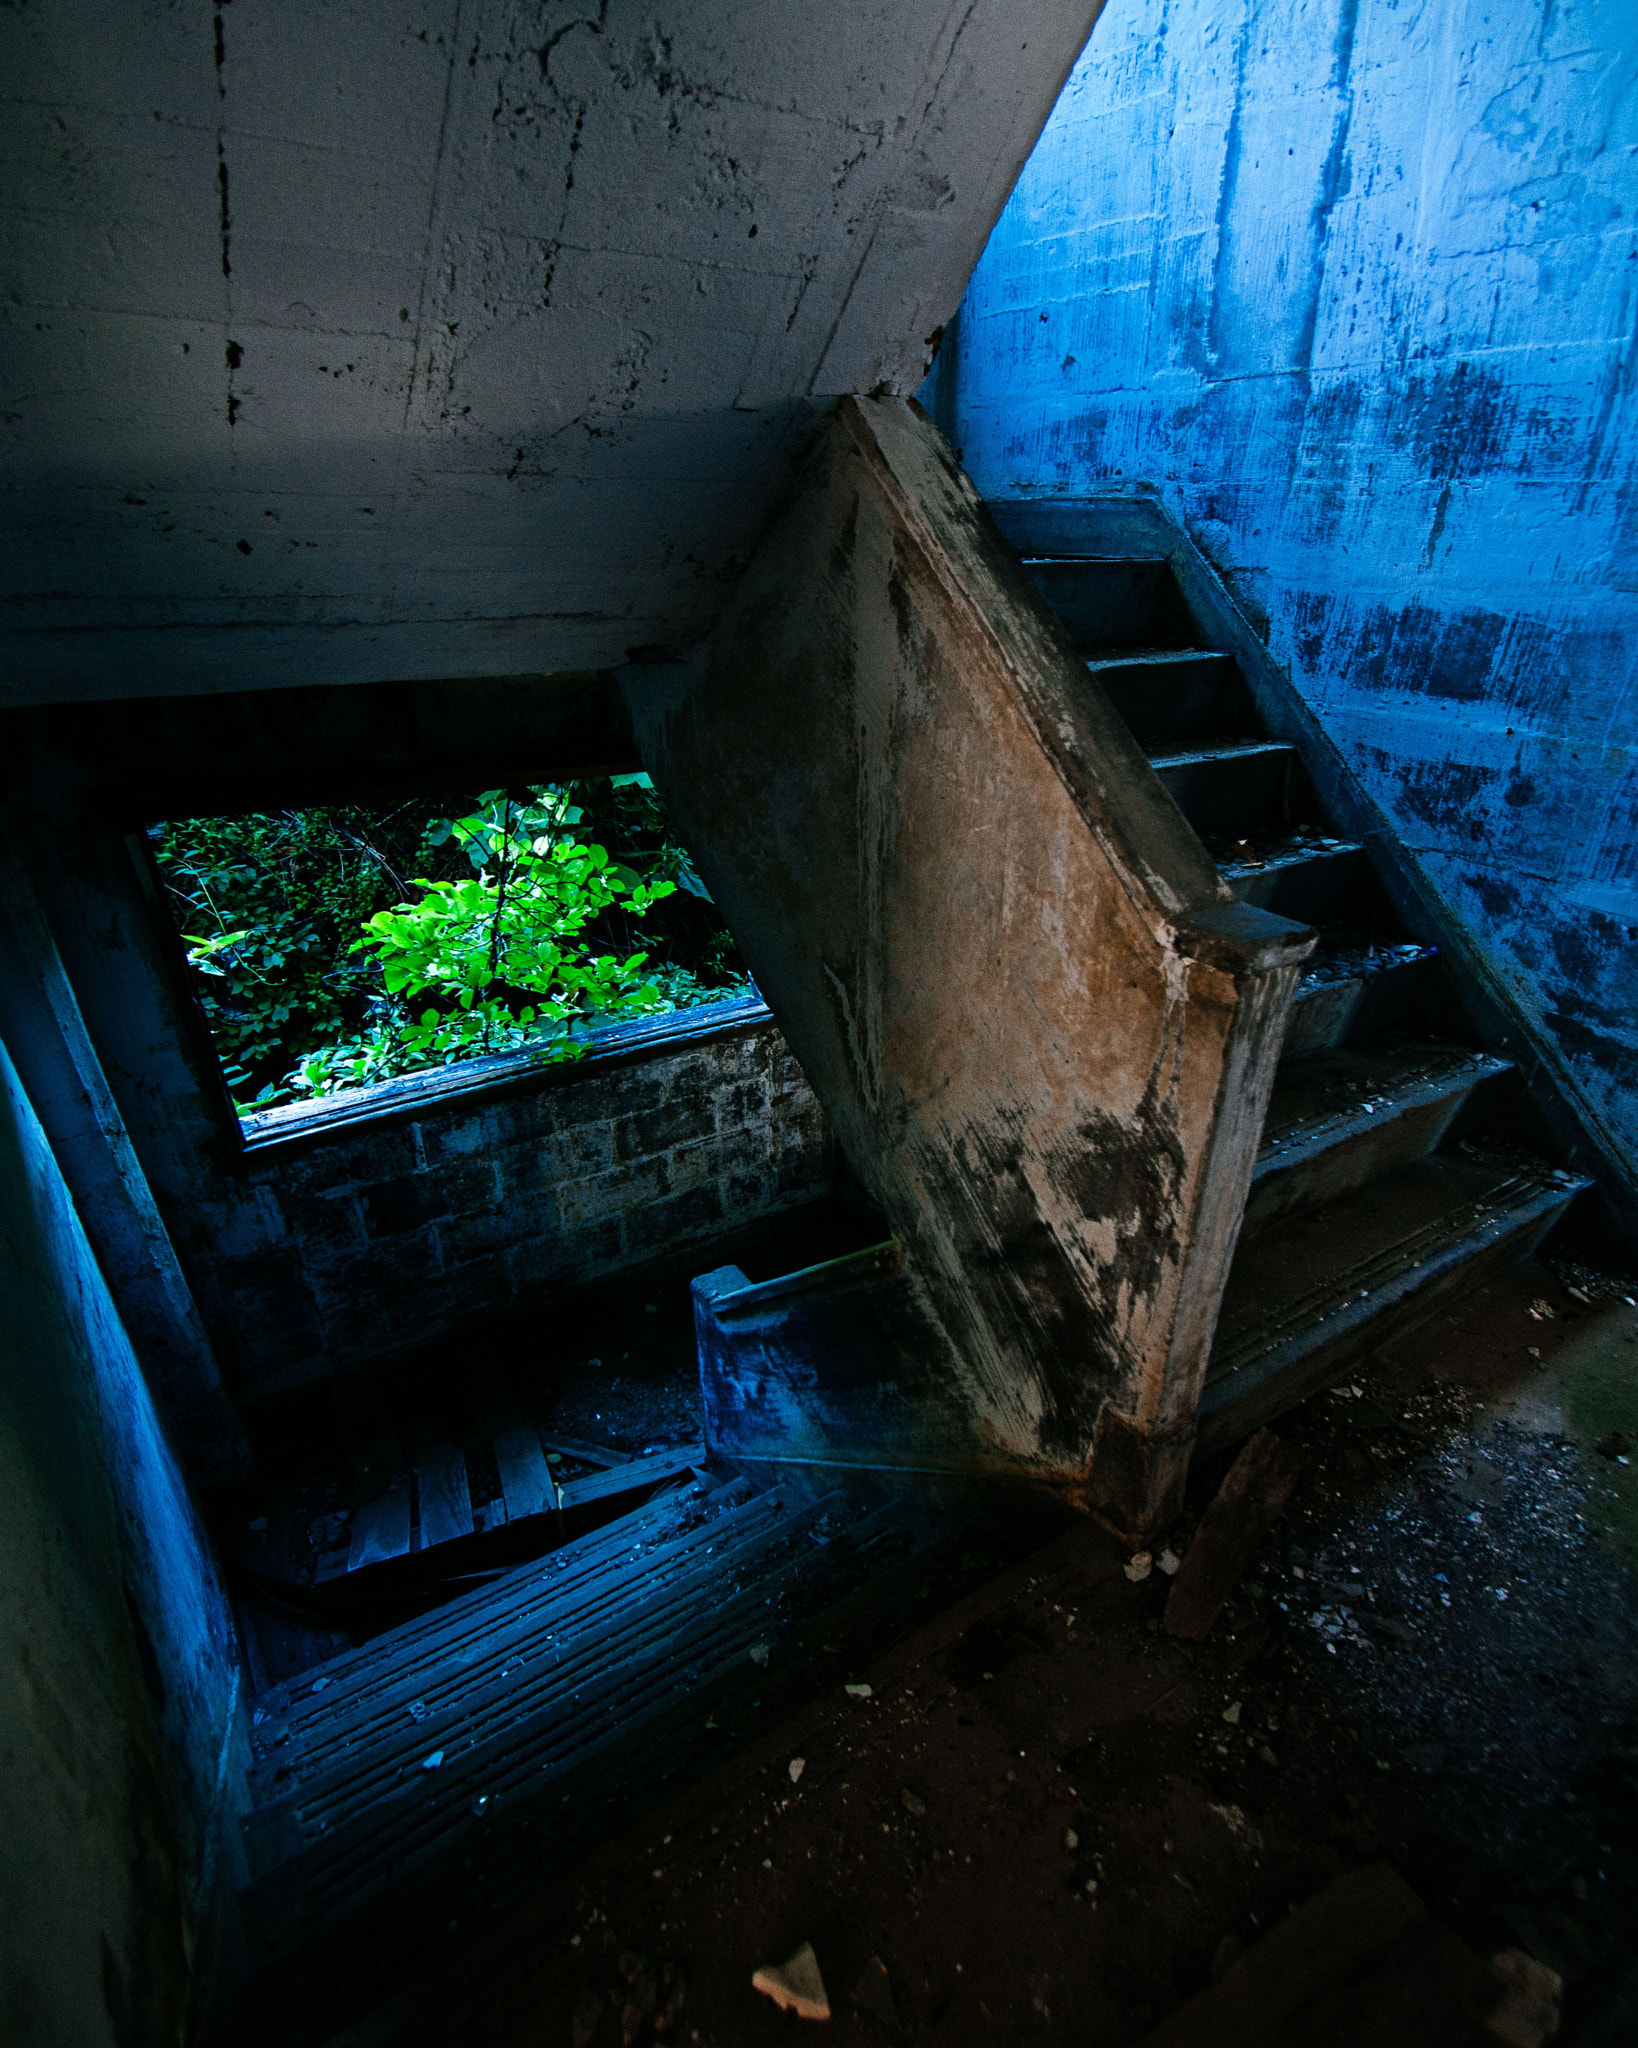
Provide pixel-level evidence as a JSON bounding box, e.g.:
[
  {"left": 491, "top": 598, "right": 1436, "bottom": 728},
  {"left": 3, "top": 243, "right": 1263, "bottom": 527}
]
[{"left": 152, "top": 780, "right": 751, "bottom": 1113}]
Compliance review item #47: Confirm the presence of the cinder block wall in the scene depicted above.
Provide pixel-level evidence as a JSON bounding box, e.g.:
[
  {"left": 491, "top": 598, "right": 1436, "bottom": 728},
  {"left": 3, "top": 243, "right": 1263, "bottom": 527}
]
[{"left": 185, "top": 1007, "right": 833, "bottom": 1402}]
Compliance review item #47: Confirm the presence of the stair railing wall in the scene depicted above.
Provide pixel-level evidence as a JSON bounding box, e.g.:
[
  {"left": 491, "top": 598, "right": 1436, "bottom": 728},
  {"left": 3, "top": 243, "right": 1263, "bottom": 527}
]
[{"left": 626, "top": 398, "right": 1313, "bottom": 1538}]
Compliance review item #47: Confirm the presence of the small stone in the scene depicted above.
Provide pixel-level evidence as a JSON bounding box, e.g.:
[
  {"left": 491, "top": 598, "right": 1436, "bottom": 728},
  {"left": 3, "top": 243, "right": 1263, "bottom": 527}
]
[
  {"left": 1064, "top": 1827, "right": 1079, "bottom": 1850},
  {"left": 1484, "top": 1948, "right": 1562, "bottom": 2047},
  {"left": 420, "top": 1749, "right": 444, "bottom": 1770},
  {"left": 850, "top": 1955, "right": 897, "bottom": 2026},
  {"left": 845, "top": 1682, "right": 873, "bottom": 1698},
  {"left": 1221, "top": 1701, "right": 1241, "bottom": 1725},
  {"left": 788, "top": 1756, "right": 806, "bottom": 1784},
  {"left": 749, "top": 1642, "right": 770, "bottom": 1668},
  {"left": 900, "top": 1787, "right": 926, "bottom": 1817},
  {"left": 753, "top": 1941, "right": 831, "bottom": 2021},
  {"left": 1125, "top": 1551, "right": 1154, "bottom": 1583},
  {"left": 1258, "top": 1745, "right": 1278, "bottom": 1766},
  {"left": 1158, "top": 1548, "right": 1181, "bottom": 1575}
]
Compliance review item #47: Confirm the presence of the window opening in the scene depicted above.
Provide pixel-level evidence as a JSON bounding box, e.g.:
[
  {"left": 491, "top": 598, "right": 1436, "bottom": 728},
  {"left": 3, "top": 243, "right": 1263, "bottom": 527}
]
[{"left": 148, "top": 775, "right": 751, "bottom": 1116}]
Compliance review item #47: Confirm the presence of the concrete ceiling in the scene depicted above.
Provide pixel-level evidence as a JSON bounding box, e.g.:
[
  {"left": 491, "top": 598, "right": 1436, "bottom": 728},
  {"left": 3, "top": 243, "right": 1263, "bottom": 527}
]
[{"left": 1, "top": 1, "right": 1098, "bottom": 708}]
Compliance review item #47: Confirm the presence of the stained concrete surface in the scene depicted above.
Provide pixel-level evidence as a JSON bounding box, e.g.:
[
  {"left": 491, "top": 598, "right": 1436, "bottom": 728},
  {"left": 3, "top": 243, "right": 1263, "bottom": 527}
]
[
  {"left": 0, "top": 0, "right": 1099, "bottom": 704},
  {"left": 324, "top": 1252, "right": 1638, "bottom": 2047},
  {"left": 928, "top": 0, "right": 1638, "bottom": 1228}
]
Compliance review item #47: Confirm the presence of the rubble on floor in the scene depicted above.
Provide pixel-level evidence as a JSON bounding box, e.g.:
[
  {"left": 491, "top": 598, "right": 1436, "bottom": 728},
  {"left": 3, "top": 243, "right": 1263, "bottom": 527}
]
[{"left": 287, "top": 1259, "right": 1638, "bottom": 2047}]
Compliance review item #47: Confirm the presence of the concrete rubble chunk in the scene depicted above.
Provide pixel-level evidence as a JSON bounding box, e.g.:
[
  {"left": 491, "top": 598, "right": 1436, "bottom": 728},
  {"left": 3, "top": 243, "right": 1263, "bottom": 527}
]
[
  {"left": 1482, "top": 1949, "right": 1562, "bottom": 2047},
  {"left": 753, "top": 1941, "right": 831, "bottom": 2021},
  {"left": 850, "top": 1954, "right": 897, "bottom": 2026}
]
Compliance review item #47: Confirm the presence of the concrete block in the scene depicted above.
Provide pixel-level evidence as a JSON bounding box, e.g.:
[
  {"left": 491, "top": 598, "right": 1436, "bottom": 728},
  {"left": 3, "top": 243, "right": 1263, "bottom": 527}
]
[{"left": 623, "top": 1181, "right": 724, "bottom": 1256}]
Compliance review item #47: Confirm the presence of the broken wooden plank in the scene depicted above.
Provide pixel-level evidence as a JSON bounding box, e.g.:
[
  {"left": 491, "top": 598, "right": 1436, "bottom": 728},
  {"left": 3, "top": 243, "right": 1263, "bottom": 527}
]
[
  {"left": 491, "top": 1426, "right": 556, "bottom": 1522},
  {"left": 1136, "top": 1863, "right": 1429, "bottom": 2048},
  {"left": 347, "top": 1483, "right": 412, "bottom": 1572},
  {"left": 414, "top": 1445, "right": 475, "bottom": 1549},
  {"left": 537, "top": 1432, "right": 632, "bottom": 1468},
  {"left": 1278, "top": 1919, "right": 1499, "bottom": 2048},
  {"left": 1164, "top": 1425, "right": 1305, "bottom": 1640},
  {"left": 558, "top": 1445, "right": 705, "bottom": 1511}
]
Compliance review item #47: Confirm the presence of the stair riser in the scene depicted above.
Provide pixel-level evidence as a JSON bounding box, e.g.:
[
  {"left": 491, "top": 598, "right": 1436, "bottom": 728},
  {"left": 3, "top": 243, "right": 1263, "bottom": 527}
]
[
  {"left": 1228, "top": 848, "right": 1373, "bottom": 924},
  {"left": 1195, "top": 1193, "right": 1570, "bottom": 1460},
  {"left": 1155, "top": 748, "right": 1312, "bottom": 836},
  {"left": 1282, "top": 954, "right": 1439, "bottom": 1058},
  {"left": 1243, "top": 1089, "right": 1485, "bottom": 1237},
  {"left": 1094, "top": 656, "right": 1257, "bottom": 747},
  {"left": 1023, "top": 557, "right": 1193, "bottom": 651}
]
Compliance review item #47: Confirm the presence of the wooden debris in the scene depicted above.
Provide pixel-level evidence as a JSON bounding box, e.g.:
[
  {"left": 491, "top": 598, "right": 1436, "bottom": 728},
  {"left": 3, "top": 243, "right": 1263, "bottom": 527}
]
[
  {"left": 346, "top": 1482, "right": 412, "bottom": 1572},
  {"left": 1137, "top": 1862, "right": 1503, "bottom": 2047},
  {"left": 558, "top": 1445, "right": 706, "bottom": 1511},
  {"left": 413, "top": 1445, "right": 474, "bottom": 1548},
  {"left": 1164, "top": 1426, "right": 1305, "bottom": 1639},
  {"left": 1135, "top": 1862, "right": 1429, "bottom": 2048},
  {"left": 753, "top": 1941, "right": 831, "bottom": 2021}
]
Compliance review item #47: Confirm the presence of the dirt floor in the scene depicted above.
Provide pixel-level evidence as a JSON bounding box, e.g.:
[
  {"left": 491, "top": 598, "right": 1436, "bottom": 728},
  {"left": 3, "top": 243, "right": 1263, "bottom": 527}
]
[{"left": 323, "top": 1253, "right": 1638, "bottom": 2048}]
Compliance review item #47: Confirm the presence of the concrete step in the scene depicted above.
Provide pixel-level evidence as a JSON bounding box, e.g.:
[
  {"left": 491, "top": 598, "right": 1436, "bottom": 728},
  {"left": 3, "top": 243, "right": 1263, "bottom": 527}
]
[
  {"left": 1282, "top": 937, "right": 1442, "bottom": 1058},
  {"left": 1245, "top": 1042, "right": 1514, "bottom": 1235},
  {"left": 1151, "top": 739, "right": 1305, "bottom": 836},
  {"left": 1197, "top": 1152, "right": 1587, "bottom": 1458},
  {"left": 1084, "top": 647, "right": 1258, "bottom": 747},
  {"left": 1218, "top": 835, "right": 1371, "bottom": 924},
  {"left": 1021, "top": 554, "right": 1194, "bottom": 652}
]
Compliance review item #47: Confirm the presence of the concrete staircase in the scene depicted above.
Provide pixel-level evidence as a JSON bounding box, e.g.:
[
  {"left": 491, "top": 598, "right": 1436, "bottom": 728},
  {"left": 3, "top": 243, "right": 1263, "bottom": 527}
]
[
  {"left": 629, "top": 397, "right": 1590, "bottom": 1539},
  {"left": 1016, "top": 549, "right": 1587, "bottom": 1460}
]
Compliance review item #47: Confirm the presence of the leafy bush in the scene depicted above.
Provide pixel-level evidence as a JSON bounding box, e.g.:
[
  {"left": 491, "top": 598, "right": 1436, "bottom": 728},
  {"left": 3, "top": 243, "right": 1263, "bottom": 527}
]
[{"left": 152, "top": 778, "right": 749, "bottom": 1112}]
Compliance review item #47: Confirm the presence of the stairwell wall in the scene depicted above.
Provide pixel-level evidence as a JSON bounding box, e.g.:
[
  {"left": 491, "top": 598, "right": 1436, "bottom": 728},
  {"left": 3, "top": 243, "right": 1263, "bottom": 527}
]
[
  {"left": 0, "top": 1038, "right": 241, "bottom": 2044},
  {"left": 925, "top": 0, "right": 1638, "bottom": 1209}
]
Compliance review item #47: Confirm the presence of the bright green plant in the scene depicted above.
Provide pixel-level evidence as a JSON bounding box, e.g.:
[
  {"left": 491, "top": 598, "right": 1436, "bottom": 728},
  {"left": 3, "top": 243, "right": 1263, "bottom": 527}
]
[
  {"left": 154, "top": 781, "right": 752, "bottom": 1112},
  {"left": 343, "top": 788, "right": 678, "bottom": 1078}
]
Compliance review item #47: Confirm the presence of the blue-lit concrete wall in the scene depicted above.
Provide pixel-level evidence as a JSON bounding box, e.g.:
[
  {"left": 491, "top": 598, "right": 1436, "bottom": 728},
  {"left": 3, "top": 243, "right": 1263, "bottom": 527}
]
[
  {"left": 932, "top": 0, "right": 1638, "bottom": 1189},
  {"left": 0, "top": 1038, "right": 240, "bottom": 2038}
]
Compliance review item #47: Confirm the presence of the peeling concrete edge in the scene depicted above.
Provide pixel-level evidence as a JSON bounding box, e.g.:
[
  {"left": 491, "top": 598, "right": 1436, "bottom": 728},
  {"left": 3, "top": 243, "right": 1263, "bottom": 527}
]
[{"left": 237, "top": 994, "right": 773, "bottom": 1158}]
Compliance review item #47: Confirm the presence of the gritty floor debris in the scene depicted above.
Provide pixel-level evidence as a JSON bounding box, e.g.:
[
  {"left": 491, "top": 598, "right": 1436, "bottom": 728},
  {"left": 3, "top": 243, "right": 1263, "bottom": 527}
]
[
  {"left": 752, "top": 1941, "right": 831, "bottom": 2021},
  {"left": 787, "top": 1755, "right": 805, "bottom": 1784},
  {"left": 1125, "top": 1551, "right": 1154, "bottom": 1582},
  {"left": 303, "top": 1261, "right": 1638, "bottom": 2048},
  {"left": 844, "top": 1682, "right": 872, "bottom": 1698}
]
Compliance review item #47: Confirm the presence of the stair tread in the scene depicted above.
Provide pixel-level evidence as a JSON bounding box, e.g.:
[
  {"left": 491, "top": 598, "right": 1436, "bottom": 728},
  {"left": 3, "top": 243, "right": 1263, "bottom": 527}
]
[
  {"left": 1151, "top": 738, "right": 1292, "bottom": 769},
  {"left": 1295, "top": 936, "right": 1436, "bottom": 994},
  {"left": 243, "top": 1495, "right": 918, "bottom": 1935},
  {"left": 1256, "top": 1042, "right": 1511, "bottom": 1173},
  {"left": 251, "top": 1488, "right": 860, "bottom": 1829},
  {"left": 249, "top": 1468, "right": 736, "bottom": 1732},
  {"left": 1217, "top": 834, "right": 1363, "bottom": 886},
  {"left": 1084, "top": 647, "right": 1234, "bottom": 674},
  {"left": 1212, "top": 1151, "right": 1582, "bottom": 1383}
]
